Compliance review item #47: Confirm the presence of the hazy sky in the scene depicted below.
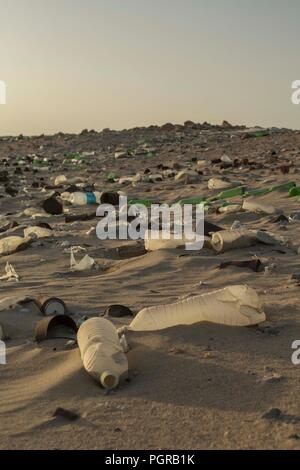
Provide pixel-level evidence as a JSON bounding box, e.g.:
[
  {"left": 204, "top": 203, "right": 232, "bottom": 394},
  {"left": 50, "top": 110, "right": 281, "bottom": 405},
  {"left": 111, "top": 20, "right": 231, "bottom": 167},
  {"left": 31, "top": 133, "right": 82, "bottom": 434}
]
[{"left": 1, "top": 0, "right": 300, "bottom": 135}]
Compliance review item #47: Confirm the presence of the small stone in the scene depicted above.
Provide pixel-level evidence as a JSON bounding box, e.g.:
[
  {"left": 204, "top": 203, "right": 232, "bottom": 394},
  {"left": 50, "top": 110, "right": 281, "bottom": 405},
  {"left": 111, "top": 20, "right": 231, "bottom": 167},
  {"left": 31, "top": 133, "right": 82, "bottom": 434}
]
[{"left": 53, "top": 407, "right": 80, "bottom": 421}]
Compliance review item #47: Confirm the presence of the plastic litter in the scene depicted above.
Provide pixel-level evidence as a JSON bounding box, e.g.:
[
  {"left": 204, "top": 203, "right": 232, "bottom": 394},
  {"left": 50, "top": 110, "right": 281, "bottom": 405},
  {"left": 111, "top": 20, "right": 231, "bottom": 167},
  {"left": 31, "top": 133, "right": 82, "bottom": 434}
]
[
  {"left": 0, "top": 262, "right": 20, "bottom": 281},
  {"left": 208, "top": 178, "right": 231, "bottom": 190},
  {"left": 128, "top": 285, "right": 266, "bottom": 332},
  {"left": 24, "top": 226, "right": 53, "bottom": 239},
  {"left": 70, "top": 191, "right": 102, "bottom": 206},
  {"left": 70, "top": 248, "right": 95, "bottom": 271},
  {"left": 77, "top": 318, "right": 128, "bottom": 389},
  {"left": 54, "top": 175, "right": 67, "bottom": 186},
  {"left": 0, "top": 236, "right": 32, "bottom": 257},
  {"left": 211, "top": 230, "right": 258, "bottom": 253}
]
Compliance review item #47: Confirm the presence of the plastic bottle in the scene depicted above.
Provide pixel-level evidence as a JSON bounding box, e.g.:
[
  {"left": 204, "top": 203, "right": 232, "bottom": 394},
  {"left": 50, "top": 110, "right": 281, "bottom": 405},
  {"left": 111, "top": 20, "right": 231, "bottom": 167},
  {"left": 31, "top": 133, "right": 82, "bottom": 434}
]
[
  {"left": 0, "top": 236, "right": 32, "bottom": 257},
  {"left": 211, "top": 230, "right": 258, "bottom": 253},
  {"left": 77, "top": 318, "right": 128, "bottom": 389},
  {"left": 128, "top": 285, "right": 266, "bottom": 331},
  {"left": 24, "top": 226, "right": 53, "bottom": 239},
  {"left": 70, "top": 191, "right": 102, "bottom": 205}
]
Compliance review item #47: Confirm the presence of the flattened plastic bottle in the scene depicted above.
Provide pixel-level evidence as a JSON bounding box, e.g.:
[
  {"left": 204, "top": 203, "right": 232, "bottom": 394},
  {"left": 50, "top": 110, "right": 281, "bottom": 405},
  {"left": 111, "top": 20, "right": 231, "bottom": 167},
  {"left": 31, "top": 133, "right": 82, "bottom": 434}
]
[{"left": 128, "top": 285, "right": 266, "bottom": 332}]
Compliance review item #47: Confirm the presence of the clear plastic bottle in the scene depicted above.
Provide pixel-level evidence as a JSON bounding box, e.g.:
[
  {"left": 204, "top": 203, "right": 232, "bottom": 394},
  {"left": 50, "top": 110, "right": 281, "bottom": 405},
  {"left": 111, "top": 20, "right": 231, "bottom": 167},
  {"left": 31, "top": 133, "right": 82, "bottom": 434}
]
[
  {"left": 77, "top": 318, "right": 128, "bottom": 389},
  {"left": 70, "top": 191, "right": 102, "bottom": 205}
]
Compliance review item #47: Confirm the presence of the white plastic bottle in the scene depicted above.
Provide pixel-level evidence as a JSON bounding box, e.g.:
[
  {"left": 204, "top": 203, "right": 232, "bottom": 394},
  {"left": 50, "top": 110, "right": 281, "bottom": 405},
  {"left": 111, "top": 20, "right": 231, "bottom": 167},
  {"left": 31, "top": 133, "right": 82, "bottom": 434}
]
[
  {"left": 128, "top": 285, "right": 266, "bottom": 332},
  {"left": 70, "top": 191, "right": 102, "bottom": 206},
  {"left": 77, "top": 318, "right": 128, "bottom": 389}
]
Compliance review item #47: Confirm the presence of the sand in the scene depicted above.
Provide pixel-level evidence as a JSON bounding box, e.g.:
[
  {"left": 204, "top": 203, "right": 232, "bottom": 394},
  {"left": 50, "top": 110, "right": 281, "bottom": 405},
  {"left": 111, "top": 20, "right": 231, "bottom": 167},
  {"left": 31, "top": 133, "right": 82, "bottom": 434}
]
[{"left": 1, "top": 123, "right": 300, "bottom": 449}]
